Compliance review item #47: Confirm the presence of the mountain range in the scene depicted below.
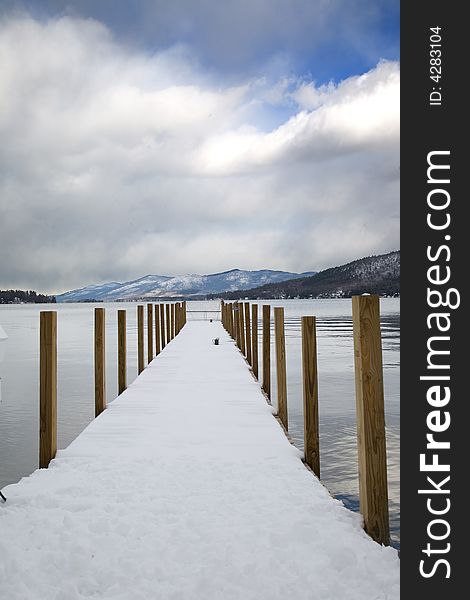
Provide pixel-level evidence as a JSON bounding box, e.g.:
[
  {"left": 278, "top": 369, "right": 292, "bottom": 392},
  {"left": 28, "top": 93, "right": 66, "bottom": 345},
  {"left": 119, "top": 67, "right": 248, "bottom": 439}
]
[
  {"left": 211, "top": 251, "right": 400, "bottom": 300},
  {"left": 56, "top": 251, "right": 399, "bottom": 302},
  {"left": 56, "top": 269, "right": 317, "bottom": 302}
]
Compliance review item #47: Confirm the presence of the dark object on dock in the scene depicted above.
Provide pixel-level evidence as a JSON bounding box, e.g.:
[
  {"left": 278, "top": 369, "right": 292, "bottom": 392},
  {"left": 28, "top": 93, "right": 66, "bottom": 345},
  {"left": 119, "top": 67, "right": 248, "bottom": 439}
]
[
  {"left": 0, "top": 490, "right": 6, "bottom": 502},
  {"left": 212, "top": 338, "right": 219, "bottom": 345}
]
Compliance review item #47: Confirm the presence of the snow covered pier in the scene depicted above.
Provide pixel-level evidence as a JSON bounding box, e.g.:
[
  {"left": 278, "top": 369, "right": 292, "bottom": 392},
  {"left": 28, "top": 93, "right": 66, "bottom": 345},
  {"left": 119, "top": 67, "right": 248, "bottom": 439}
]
[{"left": 1, "top": 305, "right": 399, "bottom": 599}]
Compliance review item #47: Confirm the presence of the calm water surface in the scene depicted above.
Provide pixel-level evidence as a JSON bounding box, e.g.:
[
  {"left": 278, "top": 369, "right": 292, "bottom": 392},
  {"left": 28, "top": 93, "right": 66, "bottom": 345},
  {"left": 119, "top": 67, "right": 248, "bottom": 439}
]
[{"left": 0, "top": 299, "right": 399, "bottom": 548}]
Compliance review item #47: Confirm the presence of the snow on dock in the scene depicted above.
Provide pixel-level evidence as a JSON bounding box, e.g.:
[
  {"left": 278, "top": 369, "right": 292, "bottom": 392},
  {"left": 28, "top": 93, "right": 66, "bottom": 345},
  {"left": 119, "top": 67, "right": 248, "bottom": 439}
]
[{"left": 0, "top": 321, "right": 399, "bottom": 599}]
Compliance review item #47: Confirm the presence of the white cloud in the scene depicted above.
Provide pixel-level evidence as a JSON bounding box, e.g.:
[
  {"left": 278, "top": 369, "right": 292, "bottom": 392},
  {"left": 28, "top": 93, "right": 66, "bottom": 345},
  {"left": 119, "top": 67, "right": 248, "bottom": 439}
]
[{"left": 0, "top": 15, "right": 399, "bottom": 293}]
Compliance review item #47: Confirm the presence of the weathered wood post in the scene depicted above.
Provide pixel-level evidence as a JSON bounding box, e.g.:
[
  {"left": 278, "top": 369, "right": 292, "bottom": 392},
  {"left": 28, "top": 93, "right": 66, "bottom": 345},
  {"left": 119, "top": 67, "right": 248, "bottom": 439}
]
[
  {"left": 118, "top": 309, "right": 127, "bottom": 395},
  {"left": 245, "top": 302, "right": 252, "bottom": 365},
  {"left": 39, "top": 311, "right": 57, "bottom": 468},
  {"left": 160, "top": 303, "right": 166, "bottom": 349},
  {"left": 229, "top": 303, "right": 234, "bottom": 338},
  {"left": 352, "top": 295, "right": 389, "bottom": 546},
  {"left": 137, "top": 305, "right": 145, "bottom": 374},
  {"left": 274, "top": 307, "right": 288, "bottom": 430},
  {"left": 94, "top": 307, "right": 106, "bottom": 417},
  {"left": 239, "top": 302, "right": 246, "bottom": 355},
  {"left": 155, "top": 304, "right": 161, "bottom": 355},
  {"left": 178, "top": 302, "right": 182, "bottom": 333},
  {"left": 252, "top": 304, "right": 258, "bottom": 379},
  {"left": 171, "top": 303, "right": 176, "bottom": 339},
  {"left": 234, "top": 302, "right": 240, "bottom": 346},
  {"left": 147, "top": 304, "right": 153, "bottom": 364},
  {"left": 221, "top": 300, "right": 225, "bottom": 329},
  {"left": 183, "top": 301, "right": 187, "bottom": 325},
  {"left": 166, "top": 304, "right": 171, "bottom": 343},
  {"left": 301, "top": 316, "right": 320, "bottom": 477},
  {"left": 262, "top": 304, "right": 271, "bottom": 399}
]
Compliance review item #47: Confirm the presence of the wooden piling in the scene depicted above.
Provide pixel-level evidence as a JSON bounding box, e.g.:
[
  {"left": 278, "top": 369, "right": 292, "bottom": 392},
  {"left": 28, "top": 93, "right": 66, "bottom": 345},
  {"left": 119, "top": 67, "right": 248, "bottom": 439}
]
[
  {"left": 274, "top": 307, "right": 288, "bottom": 430},
  {"left": 245, "top": 303, "right": 252, "bottom": 365},
  {"left": 166, "top": 304, "right": 171, "bottom": 343},
  {"left": 147, "top": 304, "right": 153, "bottom": 364},
  {"left": 239, "top": 302, "right": 246, "bottom": 355},
  {"left": 118, "top": 309, "right": 127, "bottom": 395},
  {"left": 252, "top": 304, "right": 258, "bottom": 379},
  {"left": 262, "top": 304, "right": 271, "bottom": 399},
  {"left": 137, "top": 305, "right": 144, "bottom": 374},
  {"left": 301, "top": 316, "right": 320, "bottom": 477},
  {"left": 155, "top": 304, "right": 161, "bottom": 355},
  {"left": 160, "top": 303, "right": 166, "bottom": 349},
  {"left": 39, "top": 311, "right": 57, "bottom": 469},
  {"left": 94, "top": 307, "right": 106, "bottom": 418},
  {"left": 352, "top": 295, "right": 389, "bottom": 546},
  {"left": 178, "top": 303, "right": 182, "bottom": 334},
  {"left": 234, "top": 303, "right": 240, "bottom": 346},
  {"left": 229, "top": 303, "right": 234, "bottom": 338}
]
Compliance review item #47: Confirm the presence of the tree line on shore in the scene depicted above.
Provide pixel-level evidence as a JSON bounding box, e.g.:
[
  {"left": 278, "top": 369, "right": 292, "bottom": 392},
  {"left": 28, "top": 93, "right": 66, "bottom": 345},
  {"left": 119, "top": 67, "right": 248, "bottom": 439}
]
[{"left": 0, "top": 290, "right": 56, "bottom": 304}]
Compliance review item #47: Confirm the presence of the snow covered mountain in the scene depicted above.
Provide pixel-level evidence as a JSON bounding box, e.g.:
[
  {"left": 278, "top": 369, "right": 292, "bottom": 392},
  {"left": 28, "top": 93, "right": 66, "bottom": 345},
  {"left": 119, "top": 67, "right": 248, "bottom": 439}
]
[
  {"left": 213, "top": 251, "right": 400, "bottom": 299},
  {"left": 56, "top": 269, "right": 316, "bottom": 302}
]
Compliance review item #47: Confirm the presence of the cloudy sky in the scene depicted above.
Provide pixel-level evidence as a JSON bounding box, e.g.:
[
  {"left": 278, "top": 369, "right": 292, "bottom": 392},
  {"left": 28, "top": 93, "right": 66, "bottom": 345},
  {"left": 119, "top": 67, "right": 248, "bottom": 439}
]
[{"left": 0, "top": 1, "right": 399, "bottom": 294}]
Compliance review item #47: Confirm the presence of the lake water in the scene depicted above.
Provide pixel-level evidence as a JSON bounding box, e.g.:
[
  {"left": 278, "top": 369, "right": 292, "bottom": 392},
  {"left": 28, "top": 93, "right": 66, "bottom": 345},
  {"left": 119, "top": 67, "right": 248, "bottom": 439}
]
[{"left": 0, "top": 298, "right": 399, "bottom": 547}]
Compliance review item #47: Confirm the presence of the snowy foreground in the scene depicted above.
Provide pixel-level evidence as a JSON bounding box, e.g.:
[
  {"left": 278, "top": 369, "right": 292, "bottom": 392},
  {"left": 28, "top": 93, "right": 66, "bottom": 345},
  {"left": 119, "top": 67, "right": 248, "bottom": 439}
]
[{"left": 0, "top": 321, "right": 399, "bottom": 599}]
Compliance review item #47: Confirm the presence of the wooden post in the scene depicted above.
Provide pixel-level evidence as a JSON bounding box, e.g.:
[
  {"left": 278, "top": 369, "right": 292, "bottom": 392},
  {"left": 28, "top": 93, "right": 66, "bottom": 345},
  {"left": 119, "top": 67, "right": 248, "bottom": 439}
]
[
  {"left": 147, "top": 304, "right": 153, "bottom": 364},
  {"left": 160, "top": 303, "right": 166, "bottom": 349},
  {"left": 118, "top": 310, "right": 127, "bottom": 394},
  {"left": 252, "top": 304, "right": 258, "bottom": 379},
  {"left": 94, "top": 307, "right": 106, "bottom": 417},
  {"left": 352, "top": 295, "right": 389, "bottom": 546},
  {"left": 166, "top": 304, "right": 171, "bottom": 343},
  {"left": 228, "top": 303, "right": 234, "bottom": 338},
  {"left": 245, "top": 302, "right": 252, "bottom": 365},
  {"left": 234, "top": 303, "right": 239, "bottom": 346},
  {"left": 137, "top": 305, "right": 144, "bottom": 374},
  {"left": 39, "top": 311, "right": 57, "bottom": 468},
  {"left": 155, "top": 304, "right": 161, "bottom": 355},
  {"left": 171, "top": 303, "right": 176, "bottom": 339},
  {"left": 302, "top": 316, "right": 320, "bottom": 477},
  {"left": 262, "top": 304, "right": 271, "bottom": 399},
  {"left": 183, "top": 301, "right": 187, "bottom": 325},
  {"left": 274, "top": 307, "right": 288, "bottom": 430},
  {"left": 239, "top": 302, "right": 246, "bottom": 355}
]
